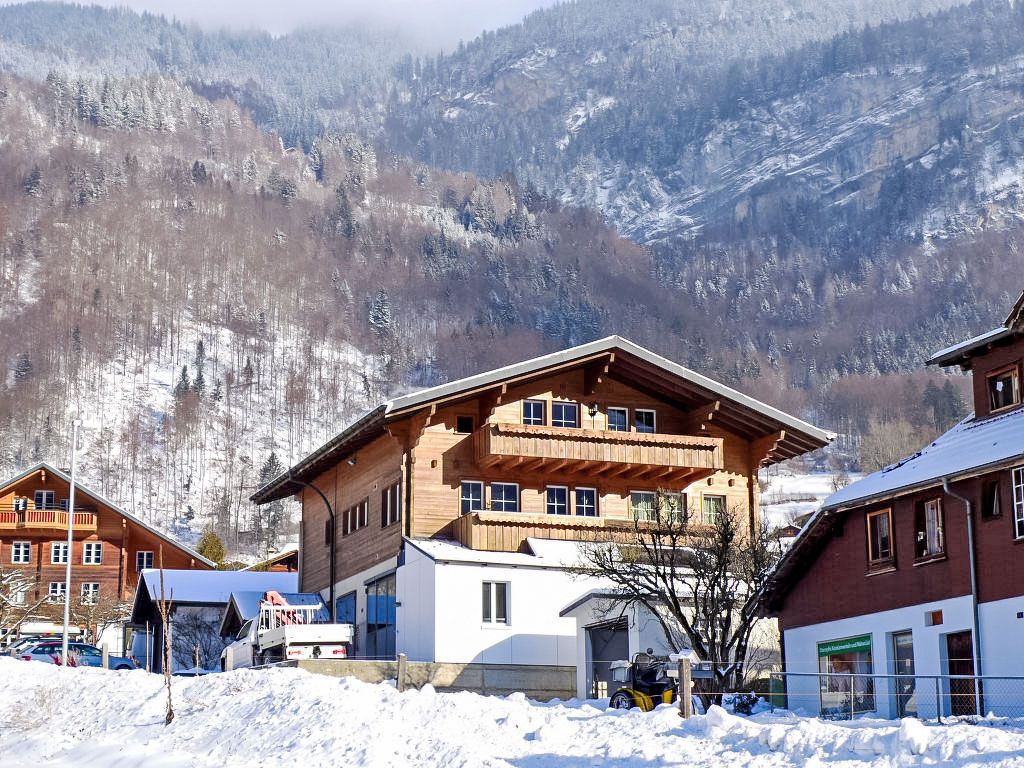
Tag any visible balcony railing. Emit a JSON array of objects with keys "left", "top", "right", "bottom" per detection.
[
  {"left": 448, "top": 510, "right": 642, "bottom": 553},
  {"left": 0, "top": 508, "right": 98, "bottom": 531},
  {"left": 474, "top": 422, "right": 723, "bottom": 483}
]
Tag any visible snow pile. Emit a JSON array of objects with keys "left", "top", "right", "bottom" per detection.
[{"left": 4, "top": 659, "right": 1024, "bottom": 767}]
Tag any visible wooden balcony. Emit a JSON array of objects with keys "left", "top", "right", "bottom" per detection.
[
  {"left": 0, "top": 508, "right": 98, "bottom": 531},
  {"left": 474, "top": 422, "right": 723, "bottom": 483},
  {"left": 448, "top": 510, "right": 642, "bottom": 553}
]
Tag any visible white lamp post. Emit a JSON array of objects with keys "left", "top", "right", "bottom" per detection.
[{"left": 60, "top": 419, "right": 82, "bottom": 667}]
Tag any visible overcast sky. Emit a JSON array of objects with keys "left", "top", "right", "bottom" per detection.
[{"left": 83, "top": 0, "right": 559, "bottom": 47}]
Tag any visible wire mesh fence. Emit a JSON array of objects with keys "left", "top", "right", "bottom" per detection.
[{"left": 769, "top": 671, "right": 1024, "bottom": 721}]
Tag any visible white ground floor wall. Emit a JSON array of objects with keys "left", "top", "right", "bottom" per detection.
[{"left": 783, "top": 594, "right": 1024, "bottom": 718}]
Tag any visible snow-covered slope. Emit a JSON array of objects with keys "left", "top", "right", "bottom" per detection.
[{"left": 3, "top": 659, "right": 1024, "bottom": 767}]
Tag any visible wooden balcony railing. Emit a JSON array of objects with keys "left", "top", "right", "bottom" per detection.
[
  {"left": 0, "top": 508, "right": 98, "bottom": 531},
  {"left": 474, "top": 422, "right": 723, "bottom": 483},
  {"left": 448, "top": 510, "right": 642, "bottom": 553}
]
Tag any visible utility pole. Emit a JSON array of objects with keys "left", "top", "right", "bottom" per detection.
[{"left": 61, "top": 419, "right": 82, "bottom": 667}]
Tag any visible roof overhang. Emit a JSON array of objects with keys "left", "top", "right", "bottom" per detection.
[{"left": 252, "top": 336, "right": 833, "bottom": 504}]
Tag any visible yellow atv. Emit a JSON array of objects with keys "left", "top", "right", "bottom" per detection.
[{"left": 608, "top": 652, "right": 677, "bottom": 711}]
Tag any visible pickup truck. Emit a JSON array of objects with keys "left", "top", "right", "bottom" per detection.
[{"left": 220, "top": 592, "right": 353, "bottom": 670}]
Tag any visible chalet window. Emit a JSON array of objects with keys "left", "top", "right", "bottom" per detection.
[
  {"left": 490, "top": 483, "right": 519, "bottom": 513},
  {"left": 343, "top": 499, "right": 368, "bottom": 536},
  {"left": 456, "top": 416, "right": 474, "bottom": 434},
  {"left": 702, "top": 495, "right": 725, "bottom": 525},
  {"left": 982, "top": 480, "right": 1002, "bottom": 519},
  {"left": 664, "top": 492, "right": 686, "bottom": 522},
  {"left": 630, "top": 491, "right": 656, "bottom": 521},
  {"left": 546, "top": 486, "right": 569, "bottom": 515},
  {"left": 1014, "top": 467, "right": 1024, "bottom": 540},
  {"left": 83, "top": 542, "right": 102, "bottom": 565},
  {"left": 522, "top": 400, "right": 545, "bottom": 426},
  {"left": 51, "top": 542, "right": 69, "bottom": 565},
  {"left": 34, "top": 490, "right": 55, "bottom": 510},
  {"left": 136, "top": 551, "right": 154, "bottom": 571},
  {"left": 460, "top": 481, "right": 484, "bottom": 515},
  {"left": 48, "top": 582, "right": 66, "bottom": 602},
  {"left": 988, "top": 365, "right": 1021, "bottom": 412},
  {"left": 10, "top": 588, "right": 27, "bottom": 605},
  {"left": 12, "top": 541, "right": 31, "bottom": 564},
  {"left": 381, "top": 482, "right": 401, "bottom": 527},
  {"left": 482, "top": 581, "right": 509, "bottom": 624},
  {"left": 914, "top": 499, "right": 944, "bottom": 559},
  {"left": 635, "top": 409, "right": 656, "bottom": 434},
  {"left": 551, "top": 402, "right": 579, "bottom": 428},
  {"left": 12, "top": 497, "right": 27, "bottom": 512},
  {"left": 575, "top": 487, "right": 598, "bottom": 517},
  {"left": 866, "top": 509, "right": 894, "bottom": 566},
  {"left": 81, "top": 583, "right": 100, "bottom": 604},
  {"left": 607, "top": 407, "right": 628, "bottom": 432}
]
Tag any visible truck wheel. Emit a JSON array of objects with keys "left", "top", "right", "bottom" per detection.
[{"left": 610, "top": 690, "right": 635, "bottom": 710}]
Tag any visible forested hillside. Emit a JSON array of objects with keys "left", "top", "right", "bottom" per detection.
[{"left": 3, "top": 1, "right": 1023, "bottom": 557}]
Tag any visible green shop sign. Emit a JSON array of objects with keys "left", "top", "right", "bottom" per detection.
[{"left": 818, "top": 635, "right": 872, "bottom": 657}]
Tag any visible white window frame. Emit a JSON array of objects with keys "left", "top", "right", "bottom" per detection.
[
  {"left": 490, "top": 483, "right": 520, "bottom": 513},
  {"left": 482, "top": 581, "right": 509, "bottom": 625},
  {"left": 83, "top": 542, "right": 103, "bottom": 565},
  {"left": 988, "top": 365, "right": 1021, "bottom": 413},
  {"left": 546, "top": 486, "right": 569, "bottom": 515},
  {"left": 522, "top": 400, "right": 545, "bottom": 426},
  {"left": 136, "top": 550, "right": 154, "bottom": 572},
  {"left": 381, "top": 481, "right": 401, "bottom": 527},
  {"left": 606, "top": 407, "right": 628, "bottom": 432},
  {"left": 630, "top": 490, "right": 656, "bottom": 521},
  {"left": 702, "top": 494, "right": 726, "bottom": 526},
  {"left": 575, "top": 487, "right": 598, "bottom": 517},
  {"left": 11, "top": 541, "right": 31, "bottom": 564},
  {"left": 11, "top": 587, "right": 27, "bottom": 605},
  {"left": 81, "top": 583, "right": 100, "bottom": 604},
  {"left": 460, "top": 481, "right": 484, "bottom": 516},
  {"left": 551, "top": 401, "right": 579, "bottom": 428},
  {"left": 635, "top": 409, "right": 657, "bottom": 434},
  {"left": 867, "top": 508, "right": 894, "bottom": 563},
  {"left": 34, "top": 490, "right": 55, "bottom": 510},
  {"left": 48, "top": 582, "right": 66, "bottom": 602},
  {"left": 1014, "top": 467, "right": 1024, "bottom": 540},
  {"left": 12, "top": 497, "right": 27, "bottom": 512},
  {"left": 51, "top": 542, "right": 69, "bottom": 565}
]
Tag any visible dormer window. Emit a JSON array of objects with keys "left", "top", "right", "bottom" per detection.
[{"left": 988, "top": 365, "right": 1020, "bottom": 412}]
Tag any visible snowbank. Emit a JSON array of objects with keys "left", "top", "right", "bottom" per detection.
[{"left": 2, "top": 658, "right": 1024, "bottom": 767}]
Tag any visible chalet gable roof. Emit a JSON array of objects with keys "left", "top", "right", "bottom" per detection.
[
  {"left": 252, "top": 336, "right": 833, "bottom": 504},
  {"left": 0, "top": 462, "right": 215, "bottom": 568}
]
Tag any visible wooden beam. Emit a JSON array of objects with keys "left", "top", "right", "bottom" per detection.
[
  {"left": 584, "top": 352, "right": 615, "bottom": 395},
  {"left": 751, "top": 430, "right": 787, "bottom": 468},
  {"left": 682, "top": 400, "right": 720, "bottom": 433}
]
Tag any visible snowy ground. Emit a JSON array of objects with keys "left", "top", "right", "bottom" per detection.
[
  {"left": 3, "top": 659, "right": 1024, "bottom": 767},
  {"left": 759, "top": 467, "right": 861, "bottom": 529}
]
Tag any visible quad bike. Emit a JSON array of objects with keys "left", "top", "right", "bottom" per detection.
[{"left": 608, "top": 652, "right": 677, "bottom": 711}]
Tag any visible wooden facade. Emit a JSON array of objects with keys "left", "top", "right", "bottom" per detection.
[
  {"left": 0, "top": 463, "right": 212, "bottom": 606},
  {"left": 253, "top": 337, "right": 831, "bottom": 596}
]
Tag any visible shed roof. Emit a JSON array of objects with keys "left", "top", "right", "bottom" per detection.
[
  {"left": 130, "top": 570, "right": 298, "bottom": 624},
  {"left": 253, "top": 336, "right": 833, "bottom": 503}
]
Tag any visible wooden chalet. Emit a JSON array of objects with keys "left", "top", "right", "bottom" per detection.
[{"left": 0, "top": 462, "right": 213, "bottom": 608}]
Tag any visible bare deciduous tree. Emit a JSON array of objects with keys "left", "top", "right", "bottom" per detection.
[
  {"left": 576, "top": 493, "right": 781, "bottom": 694},
  {"left": 156, "top": 549, "right": 174, "bottom": 725}
]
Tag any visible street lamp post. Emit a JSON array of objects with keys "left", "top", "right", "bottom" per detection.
[{"left": 60, "top": 419, "right": 81, "bottom": 667}]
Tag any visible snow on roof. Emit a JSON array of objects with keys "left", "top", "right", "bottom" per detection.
[
  {"left": 822, "top": 407, "right": 1024, "bottom": 511},
  {"left": 926, "top": 325, "right": 1013, "bottom": 366},
  {"left": 138, "top": 570, "right": 298, "bottom": 604},
  {"left": 405, "top": 536, "right": 588, "bottom": 568}
]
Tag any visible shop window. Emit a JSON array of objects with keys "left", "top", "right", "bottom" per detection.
[{"left": 817, "top": 635, "right": 875, "bottom": 717}]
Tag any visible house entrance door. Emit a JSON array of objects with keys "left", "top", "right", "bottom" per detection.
[
  {"left": 587, "top": 620, "right": 628, "bottom": 698},
  {"left": 945, "top": 630, "right": 977, "bottom": 716},
  {"left": 892, "top": 631, "right": 916, "bottom": 717}
]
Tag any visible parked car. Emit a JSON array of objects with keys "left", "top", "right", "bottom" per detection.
[{"left": 14, "top": 641, "right": 137, "bottom": 670}]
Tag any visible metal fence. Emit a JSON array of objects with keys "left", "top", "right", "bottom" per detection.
[{"left": 769, "top": 671, "right": 1024, "bottom": 721}]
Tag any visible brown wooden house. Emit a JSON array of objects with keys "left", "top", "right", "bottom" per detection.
[
  {"left": 253, "top": 336, "right": 830, "bottom": 686},
  {"left": 758, "top": 290, "right": 1024, "bottom": 719},
  {"left": 0, "top": 462, "right": 214, "bottom": 609}
]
